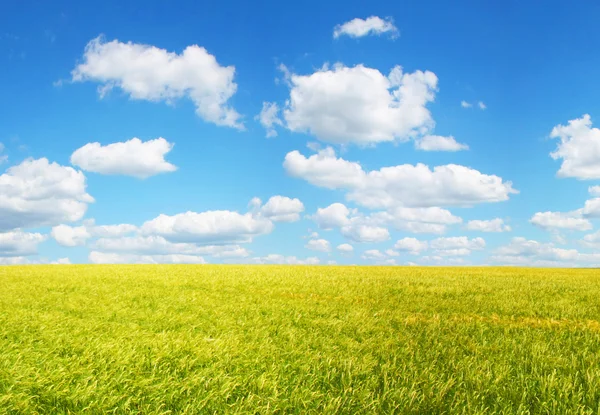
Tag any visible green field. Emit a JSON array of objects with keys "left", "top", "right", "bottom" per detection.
[{"left": 1, "top": 265, "right": 600, "bottom": 414}]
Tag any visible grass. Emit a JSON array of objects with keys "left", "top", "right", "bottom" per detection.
[{"left": 1, "top": 265, "right": 600, "bottom": 414}]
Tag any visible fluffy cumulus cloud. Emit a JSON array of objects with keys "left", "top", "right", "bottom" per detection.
[
  {"left": 0, "top": 231, "right": 46, "bottom": 257},
  {"left": 337, "top": 243, "right": 354, "bottom": 254},
  {"left": 361, "top": 249, "right": 386, "bottom": 260},
  {"left": 70, "top": 137, "right": 177, "bottom": 178},
  {"left": 280, "top": 64, "right": 438, "bottom": 145},
  {"left": 373, "top": 207, "right": 462, "bottom": 234},
  {"left": 529, "top": 211, "right": 591, "bottom": 231},
  {"left": 140, "top": 210, "right": 274, "bottom": 244},
  {"left": 0, "top": 158, "right": 94, "bottom": 232},
  {"left": 256, "top": 102, "right": 283, "bottom": 138},
  {"left": 394, "top": 237, "right": 428, "bottom": 255},
  {"left": 550, "top": 114, "right": 600, "bottom": 179},
  {"left": 284, "top": 147, "right": 516, "bottom": 209},
  {"left": 466, "top": 218, "right": 511, "bottom": 232},
  {"left": 71, "top": 36, "right": 242, "bottom": 128},
  {"left": 258, "top": 196, "right": 304, "bottom": 222},
  {"left": 51, "top": 224, "right": 91, "bottom": 247},
  {"left": 341, "top": 221, "right": 390, "bottom": 243},
  {"left": 414, "top": 135, "right": 468, "bottom": 152},
  {"left": 430, "top": 236, "right": 485, "bottom": 256},
  {"left": 461, "top": 101, "right": 472, "bottom": 108},
  {"left": 51, "top": 221, "right": 137, "bottom": 247},
  {"left": 305, "top": 238, "right": 331, "bottom": 252},
  {"left": 333, "top": 16, "right": 399, "bottom": 39},
  {"left": 92, "top": 235, "right": 249, "bottom": 258},
  {"left": 312, "top": 203, "right": 352, "bottom": 229},
  {"left": 492, "top": 237, "right": 600, "bottom": 267}
]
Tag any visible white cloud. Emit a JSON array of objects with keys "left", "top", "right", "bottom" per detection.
[
  {"left": 491, "top": 237, "right": 600, "bottom": 267},
  {"left": 71, "top": 36, "right": 242, "bottom": 128},
  {"left": 333, "top": 16, "right": 399, "bottom": 39},
  {"left": 341, "top": 222, "right": 390, "bottom": 243},
  {"left": 51, "top": 224, "right": 91, "bottom": 247},
  {"left": 478, "top": 101, "right": 486, "bottom": 110},
  {"left": 70, "top": 137, "right": 176, "bottom": 178},
  {"left": 90, "top": 223, "right": 138, "bottom": 237},
  {"left": 0, "top": 158, "right": 94, "bottom": 232},
  {"left": 376, "top": 207, "right": 462, "bottom": 234},
  {"left": 256, "top": 102, "right": 283, "bottom": 138},
  {"left": 414, "top": 135, "right": 468, "bottom": 152},
  {"left": 337, "top": 243, "right": 354, "bottom": 254},
  {"left": 385, "top": 249, "right": 400, "bottom": 257},
  {"left": 312, "top": 203, "right": 352, "bottom": 229},
  {"left": 254, "top": 254, "right": 320, "bottom": 265},
  {"left": 550, "top": 114, "right": 600, "bottom": 179},
  {"left": 284, "top": 147, "right": 516, "bottom": 209},
  {"left": 530, "top": 211, "right": 591, "bottom": 231},
  {"left": 466, "top": 218, "right": 511, "bottom": 232},
  {"left": 305, "top": 238, "right": 331, "bottom": 252},
  {"left": 362, "top": 249, "right": 386, "bottom": 260},
  {"left": 582, "top": 198, "right": 600, "bottom": 218},
  {"left": 0, "top": 231, "right": 46, "bottom": 257},
  {"left": 140, "top": 210, "right": 274, "bottom": 244},
  {"left": 461, "top": 101, "right": 472, "bottom": 108},
  {"left": 393, "top": 237, "right": 428, "bottom": 255},
  {"left": 259, "top": 196, "right": 304, "bottom": 222},
  {"left": 93, "top": 235, "right": 249, "bottom": 258},
  {"left": 282, "top": 64, "right": 437, "bottom": 145},
  {"left": 51, "top": 257, "right": 72, "bottom": 265},
  {"left": 430, "top": 236, "right": 485, "bottom": 256},
  {"left": 589, "top": 186, "right": 600, "bottom": 197},
  {"left": 89, "top": 251, "right": 207, "bottom": 264}
]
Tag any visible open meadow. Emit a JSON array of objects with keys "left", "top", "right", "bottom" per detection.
[{"left": 1, "top": 265, "right": 600, "bottom": 414}]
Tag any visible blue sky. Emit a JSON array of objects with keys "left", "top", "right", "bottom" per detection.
[{"left": 2, "top": 0, "right": 600, "bottom": 266}]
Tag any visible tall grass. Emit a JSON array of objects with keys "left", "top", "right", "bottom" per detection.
[{"left": 1, "top": 265, "right": 600, "bottom": 414}]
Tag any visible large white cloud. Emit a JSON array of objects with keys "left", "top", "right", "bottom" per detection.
[
  {"left": 529, "top": 211, "right": 591, "bottom": 231},
  {"left": 51, "top": 221, "right": 138, "bottom": 247},
  {"left": 140, "top": 210, "right": 274, "bottom": 244},
  {"left": 550, "top": 114, "right": 600, "bottom": 179},
  {"left": 0, "top": 158, "right": 94, "bottom": 232},
  {"left": 71, "top": 36, "right": 242, "bottom": 128},
  {"left": 51, "top": 224, "right": 91, "bottom": 247},
  {"left": 281, "top": 64, "right": 437, "bottom": 145},
  {"left": 71, "top": 137, "right": 176, "bottom": 178},
  {"left": 341, "top": 222, "right": 390, "bottom": 243},
  {"left": 393, "top": 237, "right": 428, "bottom": 255},
  {"left": 466, "top": 218, "right": 511, "bottom": 232},
  {"left": 333, "top": 16, "right": 399, "bottom": 39},
  {"left": 284, "top": 147, "right": 516, "bottom": 208},
  {"left": 430, "top": 236, "right": 485, "bottom": 256},
  {"left": 0, "top": 231, "right": 46, "bottom": 257},
  {"left": 373, "top": 207, "right": 462, "bottom": 234},
  {"left": 312, "top": 203, "right": 352, "bottom": 229},
  {"left": 259, "top": 196, "right": 304, "bottom": 223}
]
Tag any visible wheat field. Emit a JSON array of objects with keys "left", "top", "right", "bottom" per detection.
[{"left": 1, "top": 265, "right": 600, "bottom": 414}]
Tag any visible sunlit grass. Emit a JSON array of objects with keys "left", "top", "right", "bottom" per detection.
[{"left": 1, "top": 265, "right": 600, "bottom": 413}]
